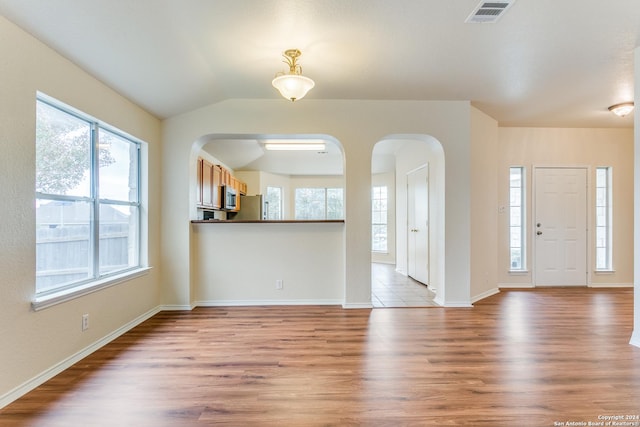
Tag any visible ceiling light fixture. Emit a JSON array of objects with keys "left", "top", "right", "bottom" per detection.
[
  {"left": 608, "top": 102, "right": 634, "bottom": 117},
  {"left": 271, "top": 49, "right": 315, "bottom": 102}
]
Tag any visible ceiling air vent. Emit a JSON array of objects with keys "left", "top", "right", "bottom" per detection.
[{"left": 465, "top": 0, "right": 516, "bottom": 24}]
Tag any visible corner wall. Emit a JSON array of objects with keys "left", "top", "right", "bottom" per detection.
[
  {"left": 0, "top": 16, "right": 162, "bottom": 405},
  {"left": 632, "top": 46, "right": 640, "bottom": 348},
  {"left": 470, "top": 108, "right": 499, "bottom": 302}
]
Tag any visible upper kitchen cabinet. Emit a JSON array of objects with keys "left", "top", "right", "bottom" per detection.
[
  {"left": 197, "top": 158, "right": 221, "bottom": 210},
  {"left": 197, "top": 157, "right": 245, "bottom": 211}
]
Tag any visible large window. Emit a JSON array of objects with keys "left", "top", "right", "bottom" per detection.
[
  {"left": 35, "top": 97, "right": 141, "bottom": 297},
  {"left": 372, "top": 186, "right": 388, "bottom": 252},
  {"left": 509, "top": 167, "right": 525, "bottom": 270},
  {"left": 265, "top": 186, "right": 283, "bottom": 220},
  {"left": 595, "top": 167, "right": 612, "bottom": 270},
  {"left": 294, "top": 188, "right": 344, "bottom": 220}
]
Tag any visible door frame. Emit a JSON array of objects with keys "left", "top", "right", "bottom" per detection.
[{"left": 531, "top": 165, "right": 591, "bottom": 287}]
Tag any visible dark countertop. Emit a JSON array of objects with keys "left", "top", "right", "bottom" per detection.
[{"left": 191, "top": 219, "right": 345, "bottom": 224}]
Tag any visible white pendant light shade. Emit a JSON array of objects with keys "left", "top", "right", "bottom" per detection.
[
  {"left": 272, "top": 74, "right": 315, "bottom": 102},
  {"left": 272, "top": 49, "right": 315, "bottom": 102}
]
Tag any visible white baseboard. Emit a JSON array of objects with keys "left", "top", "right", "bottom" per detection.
[
  {"left": 499, "top": 283, "right": 632, "bottom": 289},
  {"left": 589, "top": 283, "right": 634, "bottom": 288},
  {"left": 499, "top": 283, "right": 535, "bottom": 289},
  {"left": 443, "top": 301, "right": 474, "bottom": 308},
  {"left": 194, "top": 299, "right": 343, "bottom": 307},
  {"left": 371, "top": 259, "right": 395, "bottom": 265},
  {"left": 0, "top": 306, "right": 161, "bottom": 410},
  {"left": 160, "top": 304, "right": 195, "bottom": 311},
  {"left": 342, "top": 302, "right": 373, "bottom": 309},
  {"left": 471, "top": 288, "right": 500, "bottom": 304},
  {"left": 630, "top": 330, "right": 640, "bottom": 348},
  {"left": 432, "top": 296, "right": 472, "bottom": 307}
]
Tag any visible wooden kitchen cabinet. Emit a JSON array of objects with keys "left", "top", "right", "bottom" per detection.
[
  {"left": 225, "top": 169, "right": 232, "bottom": 186},
  {"left": 201, "top": 159, "right": 214, "bottom": 208},
  {"left": 212, "top": 165, "right": 222, "bottom": 209},
  {"left": 197, "top": 157, "right": 246, "bottom": 211},
  {"left": 196, "top": 158, "right": 204, "bottom": 206}
]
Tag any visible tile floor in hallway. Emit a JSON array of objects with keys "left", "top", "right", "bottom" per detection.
[{"left": 371, "top": 262, "right": 438, "bottom": 307}]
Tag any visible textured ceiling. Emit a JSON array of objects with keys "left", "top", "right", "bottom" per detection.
[{"left": 1, "top": 0, "right": 638, "bottom": 128}]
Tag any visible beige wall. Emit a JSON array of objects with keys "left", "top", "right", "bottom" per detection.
[
  {"left": 471, "top": 108, "right": 499, "bottom": 301},
  {"left": 0, "top": 16, "right": 162, "bottom": 405},
  {"left": 163, "top": 100, "right": 473, "bottom": 309},
  {"left": 497, "top": 127, "right": 634, "bottom": 288},
  {"left": 192, "top": 222, "right": 345, "bottom": 304}
]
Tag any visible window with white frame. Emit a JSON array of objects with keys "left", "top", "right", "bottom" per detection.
[
  {"left": 371, "top": 186, "right": 388, "bottom": 252},
  {"left": 265, "top": 186, "right": 283, "bottom": 220},
  {"left": 35, "top": 97, "right": 142, "bottom": 297},
  {"left": 294, "top": 188, "right": 344, "bottom": 220},
  {"left": 509, "top": 167, "right": 525, "bottom": 270},
  {"left": 595, "top": 167, "right": 612, "bottom": 270}
]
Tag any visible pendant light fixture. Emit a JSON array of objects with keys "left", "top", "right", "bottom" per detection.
[
  {"left": 272, "top": 49, "right": 315, "bottom": 102},
  {"left": 608, "top": 102, "right": 634, "bottom": 117}
]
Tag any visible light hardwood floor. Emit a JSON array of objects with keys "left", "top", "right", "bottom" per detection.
[{"left": 1, "top": 288, "right": 639, "bottom": 426}]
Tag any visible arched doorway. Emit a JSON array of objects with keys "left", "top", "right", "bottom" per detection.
[{"left": 371, "top": 135, "right": 445, "bottom": 307}]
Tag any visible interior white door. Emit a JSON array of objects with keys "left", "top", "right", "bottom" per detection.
[
  {"left": 534, "top": 168, "right": 587, "bottom": 286},
  {"left": 407, "top": 165, "right": 429, "bottom": 285}
]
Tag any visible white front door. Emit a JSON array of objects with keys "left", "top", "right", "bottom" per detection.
[
  {"left": 534, "top": 167, "right": 587, "bottom": 286},
  {"left": 407, "top": 165, "right": 429, "bottom": 285}
]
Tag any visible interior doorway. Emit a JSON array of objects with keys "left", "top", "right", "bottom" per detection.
[
  {"left": 534, "top": 167, "right": 588, "bottom": 286},
  {"left": 370, "top": 136, "right": 444, "bottom": 307}
]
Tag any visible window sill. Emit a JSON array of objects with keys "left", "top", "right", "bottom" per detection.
[
  {"left": 508, "top": 270, "right": 529, "bottom": 275},
  {"left": 32, "top": 267, "right": 152, "bottom": 311},
  {"left": 594, "top": 269, "right": 616, "bottom": 275}
]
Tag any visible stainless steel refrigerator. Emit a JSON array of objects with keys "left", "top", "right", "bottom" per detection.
[{"left": 233, "top": 195, "right": 267, "bottom": 220}]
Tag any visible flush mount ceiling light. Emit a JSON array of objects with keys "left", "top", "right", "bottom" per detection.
[
  {"left": 265, "top": 143, "right": 325, "bottom": 151},
  {"left": 608, "top": 102, "right": 634, "bottom": 117},
  {"left": 271, "top": 49, "right": 315, "bottom": 102},
  {"left": 263, "top": 139, "right": 325, "bottom": 151}
]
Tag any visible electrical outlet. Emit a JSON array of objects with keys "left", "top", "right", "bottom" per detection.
[
  {"left": 276, "top": 279, "right": 283, "bottom": 290},
  {"left": 82, "top": 314, "right": 89, "bottom": 331}
]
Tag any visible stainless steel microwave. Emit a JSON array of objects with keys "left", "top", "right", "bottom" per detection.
[{"left": 222, "top": 185, "right": 237, "bottom": 210}]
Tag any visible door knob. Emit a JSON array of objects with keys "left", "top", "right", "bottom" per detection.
[{"left": 537, "top": 231, "right": 542, "bottom": 235}]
